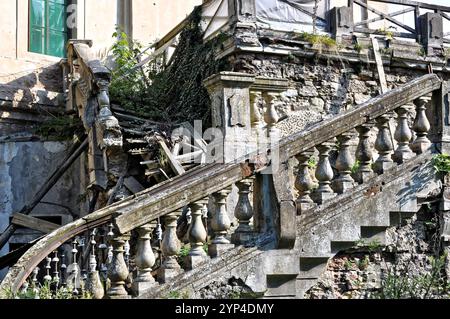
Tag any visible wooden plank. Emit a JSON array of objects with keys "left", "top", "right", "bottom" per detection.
[
  {"left": 123, "top": 176, "right": 145, "bottom": 194},
  {"left": 354, "top": 7, "right": 415, "bottom": 27},
  {"left": 371, "top": 37, "right": 389, "bottom": 94},
  {"left": 158, "top": 139, "right": 186, "bottom": 176},
  {"left": 353, "top": 27, "right": 415, "bottom": 39},
  {"left": 354, "top": 0, "right": 416, "bottom": 34},
  {"left": 369, "top": 0, "right": 450, "bottom": 13},
  {"left": 180, "top": 122, "right": 208, "bottom": 151},
  {"left": 11, "top": 213, "right": 60, "bottom": 234}
]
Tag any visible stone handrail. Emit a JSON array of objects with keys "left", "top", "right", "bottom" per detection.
[
  {"left": 0, "top": 73, "right": 444, "bottom": 299},
  {"left": 66, "top": 40, "right": 123, "bottom": 190}
]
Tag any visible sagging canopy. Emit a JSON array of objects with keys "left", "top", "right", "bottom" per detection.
[{"left": 256, "top": 0, "right": 328, "bottom": 32}]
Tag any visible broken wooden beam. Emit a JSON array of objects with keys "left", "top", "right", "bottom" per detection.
[
  {"left": 11, "top": 213, "right": 60, "bottom": 234},
  {"left": 158, "top": 139, "right": 185, "bottom": 176}
]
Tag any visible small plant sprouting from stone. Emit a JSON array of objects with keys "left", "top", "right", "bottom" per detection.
[
  {"left": 354, "top": 43, "right": 363, "bottom": 53},
  {"left": 355, "top": 239, "right": 382, "bottom": 253},
  {"left": 376, "top": 28, "right": 394, "bottom": 41},
  {"left": 432, "top": 154, "right": 450, "bottom": 173},
  {"left": 351, "top": 160, "right": 361, "bottom": 174},
  {"left": 167, "top": 290, "right": 190, "bottom": 299},
  {"left": 307, "top": 157, "right": 317, "bottom": 169},
  {"left": 294, "top": 32, "right": 337, "bottom": 49},
  {"left": 418, "top": 47, "right": 427, "bottom": 57},
  {"left": 372, "top": 254, "right": 450, "bottom": 299},
  {"left": 2, "top": 282, "right": 93, "bottom": 299}
]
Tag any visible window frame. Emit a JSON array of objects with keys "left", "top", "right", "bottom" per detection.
[{"left": 28, "top": 0, "right": 69, "bottom": 58}]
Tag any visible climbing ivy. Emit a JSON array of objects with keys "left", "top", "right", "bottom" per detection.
[{"left": 109, "top": 7, "right": 229, "bottom": 128}]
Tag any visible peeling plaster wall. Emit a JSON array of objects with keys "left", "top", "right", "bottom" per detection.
[{"left": 0, "top": 141, "right": 84, "bottom": 280}]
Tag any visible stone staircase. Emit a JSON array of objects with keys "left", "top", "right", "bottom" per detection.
[
  {"left": 136, "top": 151, "right": 439, "bottom": 299},
  {"left": 0, "top": 54, "right": 448, "bottom": 300}
]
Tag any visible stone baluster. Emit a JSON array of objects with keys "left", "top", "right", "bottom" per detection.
[
  {"left": 411, "top": 97, "right": 432, "bottom": 154},
  {"left": 232, "top": 179, "right": 254, "bottom": 245},
  {"left": 132, "top": 223, "right": 156, "bottom": 295},
  {"left": 250, "top": 91, "right": 263, "bottom": 129},
  {"left": 355, "top": 123, "right": 374, "bottom": 183},
  {"left": 43, "top": 257, "right": 52, "bottom": 283},
  {"left": 52, "top": 250, "right": 60, "bottom": 286},
  {"left": 98, "top": 227, "right": 108, "bottom": 283},
  {"left": 71, "top": 239, "right": 79, "bottom": 295},
  {"left": 106, "top": 223, "right": 114, "bottom": 264},
  {"left": 312, "top": 143, "right": 336, "bottom": 204},
  {"left": 250, "top": 91, "right": 263, "bottom": 150},
  {"left": 87, "top": 230, "right": 104, "bottom": 299},
  {"left": 209, "top": 188, "right": 234, "bottom": 257},
  {"left": 295, "top": 150, "right": 317, "bottom": 213},
  {"left": 60, "top": 252, "right": 67, "bottom": 286},
  {"left": 155, "top": 220, "right": 163, "bottom": 242},
  {"left": 374, "top": 114, "right": 394, "bottom": 174},
  {"left": 158, "top": 211, "right": 182, "bottom": 283},
  {"left": 107, "top": 231, "right": 130, "bottom": 299},
  {"left": 335, "top": 133, "right": 355, "bottom": 194},
  {"left": 185, "top": 198, "right": 209, "bottom": 270},
  {"left": 393, "top": 105, "right": 414, "bottom": 163},
  {"left": 124, "top": 240, "right": 130, "bottom": 270},
  {"left": 263, "top": 92, "right": 280, "bottom": 138},
  {"left": 32, "top": 267, "right": 40, "bottom": 298}
]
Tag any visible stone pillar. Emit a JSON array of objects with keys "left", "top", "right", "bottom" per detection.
[
  {"left": 393, "top": 105, "right": 414, "bottom": 164},
  {"left": 355, "top": 123, "right": 374, "bottom": 183},
  {"left": 411, "top": 97, "right": 432, "bottom": 154},
  {"left": 107, "top": 233, "right": 130, "bottom": 299},
  {"left": 374, "top": 114, "right": 394, "bottom": 174},
  {"left": 330, "top": 6, "right": 353, "bottom": 41},
  {"left": 132, "top": 224, "right": 156, "bottom": 296},
  {"left": 419, "top": 12, "right": 443, "bottom": 56},
  {"left": 295, "top": 150, "right": 317, "bottom": 213},
  {"left": 185, "top": 199, "right": 209, "bottom": 270},
  {"left": 232, "top": 179, "right": 255, "bottom": 245},
  {"left": 209, "top": 188, "right": 234, "bottom": 257},
  {"left": 158, "top": 211, "right": 182, "bottom": 283},
  {"left": 311, "top": 143, "right": 336, "bottom": 204},
  {"left": 334, "top": 133, "right": 355, "bottom": 194},
  {"left": 204, "top": 72, "right": 256, "bottom": 163}
]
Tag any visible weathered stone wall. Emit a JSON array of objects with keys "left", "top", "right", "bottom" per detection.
[
  {"left": 229, "top": 52, "right": 432, "bottom": 137},
  {"left": 0, "top": 141, "right": 85, "bottom": 280},
  {"left": 306, "top": 207, "right": 445, "bottom": 299}
]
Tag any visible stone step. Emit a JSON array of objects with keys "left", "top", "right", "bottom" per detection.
[
  {"left": 264, "top": 274, "right": 298, "bottom": 298},
  {"left": 360, "top": 225, "right": 389, "bottom": 245},
  {"left": 298, "top": 256, "right": 330, "bottom": 279},
  {"left": 389, "top": 211, "right": 416, "bottom": 226}
]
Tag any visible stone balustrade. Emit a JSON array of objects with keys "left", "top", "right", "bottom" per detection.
[{"left": 2, "top": 72, "right": 444, "bottom": 300}]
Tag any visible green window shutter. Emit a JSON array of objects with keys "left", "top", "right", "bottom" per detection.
[
  {"left": 29, "top": 0, "right": 45, "bottom": 54},
  {"left": 29, "top": 0, "right": 68, "bottom": 58}
]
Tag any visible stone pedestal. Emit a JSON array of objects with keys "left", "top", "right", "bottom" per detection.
[
  {"left": 184, "top": 255, "right": 208, "bottom": 270},
  {"left": 330, "top": 6, "right": 353, "bottom": 41},
  {"left": 157, "top": 267, "right": 183, "bottom": 284},
  {"left": 131, "top": 280, "right": 156, "bottom": 296},
  {"left": 208, "top": 243, "right": 235, "bottom": 258},
  {"left": 419, "top": 12, "right": 443, "bottom": 56}
]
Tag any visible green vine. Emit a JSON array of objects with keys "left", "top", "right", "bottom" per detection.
[{"left": 109, "top": 6, "right": 229, "bottom": 129}]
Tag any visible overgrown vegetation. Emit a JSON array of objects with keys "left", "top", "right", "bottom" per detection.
[
  {"left": 294, "top": 32, "right": 337, "bottom": 49},
  {"left": 372, "top": 254, "right": 450, "bottom": 299},
  {"left": 2, "top": 282, "right": 93, "bottom": 299},
  {"left": 35, "top": 115, "right": 83, "bottom": 140},
  {"left": 109, "top": 6, "right": 228, "bottom": 128},
  {"left": 432, "top": 153, "right": 450, "bottom": 173}
]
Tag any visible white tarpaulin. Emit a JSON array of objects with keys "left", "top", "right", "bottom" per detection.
[{"left": 256, "top": 0, "right": 329, "bottom": 32}]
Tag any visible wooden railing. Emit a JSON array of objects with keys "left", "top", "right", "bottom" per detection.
[
  {"left": 0, "top": 72, "right": 445, "bottom": 299},
  {"left": 348, "top": 0, "right": 450, "bottom": 43}
]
